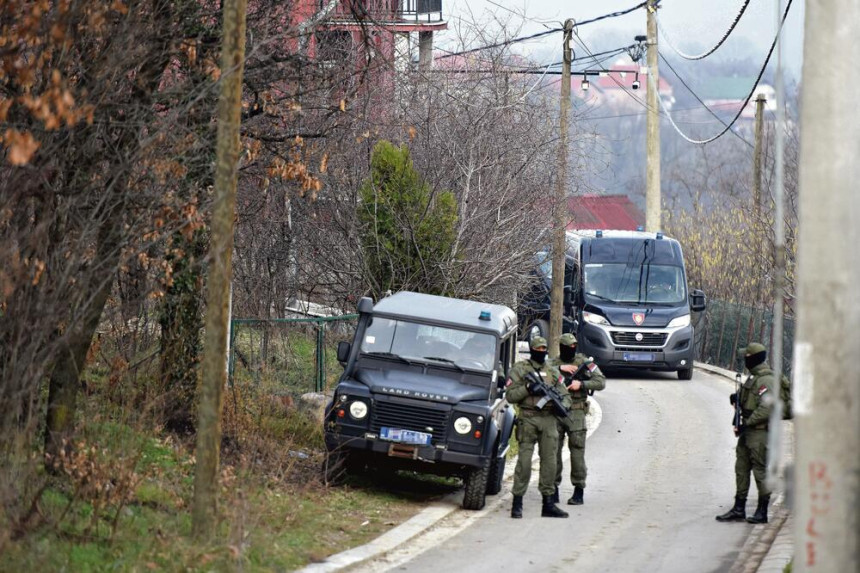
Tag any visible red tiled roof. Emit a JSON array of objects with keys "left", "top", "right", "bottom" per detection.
[{"left": 566, "top": 194, "right": 644, "bottom": 231}]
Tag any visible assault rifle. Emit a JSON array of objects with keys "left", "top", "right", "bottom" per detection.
[
  {"left": 560, "top": 359, "right": 597, "bottom": 396},
  {"left": 732, "top": 371, "right": 743, "bottom": 436},
  {"left": 525, "top": 371, "right": 570, "bottom": 419}
]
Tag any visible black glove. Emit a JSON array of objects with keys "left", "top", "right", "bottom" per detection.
[
  {"left": 526, "top": 379, "right": 545, "bottom": 395},
  {"left": 729, "top": 392, "right": 737, "bottom": 406},
  {"left": 581, "top": 370, "right": 592, "bottom": 381}
]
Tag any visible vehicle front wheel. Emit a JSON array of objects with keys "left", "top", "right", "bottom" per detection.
[
  {"left": 462, "top": 458, "right": 490, "bottom": 510},
  {"left": 321, "top": 448, "right": 350, "bottom": 486},
  {"left": 677, "top": 367, "right": 694, "bottom": 380},
  {"left": 526, "top": 319, "right": 549, "bottom": 344}
]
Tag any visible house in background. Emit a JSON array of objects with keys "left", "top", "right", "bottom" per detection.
[
  {"left": 295, "top": 0, "right": 447, "bottom": 71},
  {"left": 566, "top": 194, "right": 645, "bottom": 231},
  {"left": 698, "top": 78, "right": 775, "bottom": 121}
]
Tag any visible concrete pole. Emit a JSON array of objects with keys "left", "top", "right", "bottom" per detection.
[
  {"left": 418, "top": 31, "right": 433, "bottom": 71},
  {"left": 192, "top": 0, "right": 248, "bottom": 540},
  {"left": 645, "top": 0, "right": 660, "bottom": 232},
  {"left": 549, "top": 19, "right": 573, "bottom": 358},
  {"left": 752, "top": 94, "right": 765, "bottom": 216},
  {"left": 793, "top": 1, "right": 860, "bottom": 571}
]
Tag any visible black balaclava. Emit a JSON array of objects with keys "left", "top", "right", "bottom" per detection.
[
  {"left": 745, "top": 350, "right": 767, "bottom": 371},
  {"left": 530, "top": 349, "right": 548, "bottom": 364},
  {"left": 559, "top": 344, "right": 577, "bottom": 362}
]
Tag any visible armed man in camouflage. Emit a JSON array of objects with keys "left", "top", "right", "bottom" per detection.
[
  {"left": 505, "top": 336, "right": 570, "bottom": 519},
  {"left": 716, "top": 342, "right": 774, "bottom": 524},
  {"left": 550, "top": 333, "right": 606, "bottom": 506}
]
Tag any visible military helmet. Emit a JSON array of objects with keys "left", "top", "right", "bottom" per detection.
[
  {"left": 530, "top": 336, "right": 548, "bottom": 350},
  {"left": 738, "top": 342, "right": 767, "bottom": 356},
  {"left": 559, "top": 333, "right": 577, "bottom": 346}
]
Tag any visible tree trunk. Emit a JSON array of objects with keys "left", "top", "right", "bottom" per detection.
[
  {"left": 44, "top": 201, "right": 125, "bottom": 465},
  {"left": 159, "top": 233, "right": 206, "bottom": 434}
]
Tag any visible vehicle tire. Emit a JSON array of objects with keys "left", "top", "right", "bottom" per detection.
[
  {"left": 486, "top": 450, "right": 505, "bottom": 496},
  {"left": 462, "top": 458, "right": 490, "bottom": 510},
  {"left": 321, "top": 448, "right": 350, "bottom": 486},
  {"left": 526, "top": 319, "right": 549, "bottom": 344},
  {"left": 677, "top": 367, "right": 694, "bottom": 380}
]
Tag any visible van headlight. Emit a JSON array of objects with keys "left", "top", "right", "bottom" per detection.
[
  {"left": 349, "top": 400, "right": 368, "bottom": 420},
  {"left": 453, "top": 416, "right": 472, "bottom": 435},
  {"left": 667, "top": 314, "right": 690, "bottom": 328},
  {"left": 583, "top": 311, "right": 610, "bottom": 326}
]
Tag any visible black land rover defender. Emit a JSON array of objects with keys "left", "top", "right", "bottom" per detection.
[{"left": 323, "top": 292, "right": 518, "bottom": 510}]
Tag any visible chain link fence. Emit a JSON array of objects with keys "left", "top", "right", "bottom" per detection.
[
  {"left": 694, "top": 299, "right": 795, "bottom": 375},
  {"left": 228, "top": 315, "right": 358, "bottom": 398}
]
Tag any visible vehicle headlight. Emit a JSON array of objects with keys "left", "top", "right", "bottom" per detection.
[
  {"left": 349, "top": 400, "right": 368, "bottom": 420},
  {"left": 453, "top": 416, "right": 472, "bottom": 435},
  {"left": 583, "top": 311, "right": 610, "bottom": 326},
  {"left": 667, "top": 314, "right": 691, "bottom": 328}
]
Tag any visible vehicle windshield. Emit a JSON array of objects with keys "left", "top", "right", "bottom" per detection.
[
  {"left": 360, "top": 318, "right": 496, "bottom": 371},
  {"left": 584, "top": 263, "right": 687, "bottom": 305}
]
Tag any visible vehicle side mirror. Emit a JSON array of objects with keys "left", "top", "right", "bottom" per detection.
[
  {"left": 357, "top": 297, "right": 374, "bottom": 314},
  {"left": 690, "top": 289, "right": 707, "bottom": 312},
  {"left": 337, "top": 341, "right": 351, "bottom": 366}
]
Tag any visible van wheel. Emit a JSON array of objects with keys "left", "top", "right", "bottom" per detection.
[
  {"left": 486, "top": 444, "right": 505, "bottom": 495},
  {"left": 463, "top": 458, "right": 490, "bottom": 510},
  {"left": 677, "top": 367, "right": 694, "bottom": 380},
  {"left": 526, "top": 319, "right": 549, "bottom": 344}
]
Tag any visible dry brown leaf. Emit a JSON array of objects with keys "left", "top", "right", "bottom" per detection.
[{"left": 5, "top": 129, "right": 40, "bottom": 165}]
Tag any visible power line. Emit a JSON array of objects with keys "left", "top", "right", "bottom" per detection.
[
  {"left": 436, "top": 1, "right": 650, "bottom": 60},
  {"left": 653, "top": 0, "right": 794, "bottom": 145},
  {"left": 656, "top": 0, "right": 754, "bottom": 60},
  {"left": 659, "top": 52, "right": 754, "bottom": 148}
]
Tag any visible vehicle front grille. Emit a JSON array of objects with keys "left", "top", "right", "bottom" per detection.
[
  {"left": 611, "top": 331, "right": 668, "bottom": 347},
  {"left": 371, "top": 399, "right": 450, "bottom": 445}
]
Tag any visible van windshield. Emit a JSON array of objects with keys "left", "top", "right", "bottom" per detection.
[
  {"left": 360, "top": 318, "right": 497, "bottom": 371},
  {"left": 584, "top": 263, "right": 687, "bottom": 305}
]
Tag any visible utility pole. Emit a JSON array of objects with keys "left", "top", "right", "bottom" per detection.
[
  {"left": 793, "top": 0, "right": 860, "bottom": 571},
  {"left": 752, "top": 94, "right": 765, "bottom": 216},
  {"left": 645, "top": 0, "right": 660, "bottom": 232},
  {"left": 549, "top": 19, "right": 573, "bottom": 358},
  {"left": 192, "top": 0, "right": 248, "bottom": 540}
]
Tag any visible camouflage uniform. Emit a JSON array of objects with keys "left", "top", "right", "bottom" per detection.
[
  {"left": 506, "top": 336, "right": 570, "bottom": 518},
  {"left": 716, "top": 342, "right": 773, "bottom": 524},
  {"left": 550, "top": 333, "right": 605, "bottom": 504}
]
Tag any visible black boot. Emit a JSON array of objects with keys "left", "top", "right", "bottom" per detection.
[
  {"left": 746, "top": 495, "right": 770, "bottom": 524},
  {"left": 715, "top": 496, "right": 747, "bottom": 522},
  {"left": 511, "top": 495, "right": 523, "bottom": 519},
  {"left": 550, "top": 486, "right": 560, "bottom": 504},
  {"left": 541, "top": 495, "right": 569, "bottom": 518},
  {"left": 568, "top": 486, "right": 584, "bottom": 505}
]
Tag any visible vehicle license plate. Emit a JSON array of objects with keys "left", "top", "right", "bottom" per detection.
[
  {"left": 623, "top": 352, "right": 655, "bottom": 362},
  {"left": 380, "top": 427, "right": 432, "bottom": 445}
]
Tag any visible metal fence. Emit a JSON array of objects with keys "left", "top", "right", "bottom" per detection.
[
  {"left": 228, "top": 315, "right": 358, "bottom": 396},
  {"left": 694, "top": 299, "right": 795, "bottom": 375}
]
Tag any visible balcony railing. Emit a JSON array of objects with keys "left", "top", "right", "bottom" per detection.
[{"left": 322, "top": 0, "right": 443, "bottom": 24}]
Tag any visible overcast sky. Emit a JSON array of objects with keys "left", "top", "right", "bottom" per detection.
[{"left": 439, "top": 0, "right": 805, "bottom": 81}]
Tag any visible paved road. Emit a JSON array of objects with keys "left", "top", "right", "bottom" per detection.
[{"left": 350, "top": 369, "right": 759, "bottom": 573}]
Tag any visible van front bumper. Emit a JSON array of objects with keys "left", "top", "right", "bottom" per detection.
[{"left": 577, "top": 322, "right": 695, "bottom": 371}]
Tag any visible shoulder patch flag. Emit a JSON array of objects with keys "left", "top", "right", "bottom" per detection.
[
  {"left": 758, "top": 385, "right": 769, "bottom": 396},
  {"left": 506, "top": 378, "right": 513, "bottom": 387},
  {"left": 587, "top": 362, "right": 598, "bottom": 372}
]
